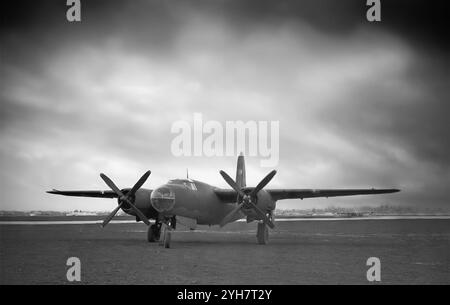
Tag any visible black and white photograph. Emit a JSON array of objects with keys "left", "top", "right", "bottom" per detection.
[{"left": 0, "top": 0, "right": 449, "bottom": 290}]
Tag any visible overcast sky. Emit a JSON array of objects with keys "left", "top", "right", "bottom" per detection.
[{"left": 1, "top": 0, "right": 449, "bottom": 211}]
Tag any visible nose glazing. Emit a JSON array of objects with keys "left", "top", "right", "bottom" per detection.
[{"left": 150, "top": 186, "right": 175, "bottom": 212}]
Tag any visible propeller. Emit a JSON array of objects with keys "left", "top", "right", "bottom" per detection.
[
  {"left": 100, "top": 171, "right": 151, "bottom": 227},
  {"left": 219, "top": 170, "right": 276, "bottom": 228}
]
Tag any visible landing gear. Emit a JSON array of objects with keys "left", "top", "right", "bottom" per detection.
[
  {"left": 257, "top": 222, "right": 269, "bottom": 244},
  {"left": 159, "top": 216, "right": 176, "bottom": 248},
  {"left": 147, "top": 223, "right": 161, "bottom": 242},
  {"left": 162, "top": 225, "right": 172, "bottom": 248}
]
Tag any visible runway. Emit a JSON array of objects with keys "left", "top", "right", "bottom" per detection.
[
  {"left": 1, "top": 218, "right": 449, "bottom": 284},
  {"left": 1, "top": 215, "right": 449, "bottom": 225}
]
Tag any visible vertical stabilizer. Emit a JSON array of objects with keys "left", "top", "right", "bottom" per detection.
[{"left": 236, "top": 152, "right": 246, "bottom": 188}]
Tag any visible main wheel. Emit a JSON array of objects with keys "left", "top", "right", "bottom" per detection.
[
  {"left": 257, "top": 222, "right": 269, "bottom": 245},
  {"left": 147, "top": 224, "right": 161, "bottom": 242}
]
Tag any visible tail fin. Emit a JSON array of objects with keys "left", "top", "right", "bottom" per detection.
[{"left": 236, "top": 152, "right": 246, "bottom": 188}]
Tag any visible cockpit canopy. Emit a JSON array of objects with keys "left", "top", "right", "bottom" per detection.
[{"left": 167, "top": 179, "right": 197, "bottom": 191}]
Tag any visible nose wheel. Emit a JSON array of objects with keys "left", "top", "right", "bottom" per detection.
[
  {"left": 158, "top": 216, "right": 176, "bottom": 248},
  {"left": 161, "top": 225, "right": 172, "bottom": 248}
]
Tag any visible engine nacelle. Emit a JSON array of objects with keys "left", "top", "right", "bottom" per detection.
[
  {"left": 255, "top": 190, "right": 276, "bottom": 213},
  {"left": 119, "top": 189, "right": 158, "bottom": 219}
]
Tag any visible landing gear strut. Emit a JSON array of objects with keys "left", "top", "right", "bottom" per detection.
[{"left": 256, "top": 222, "right": 269, "bottom": 244}]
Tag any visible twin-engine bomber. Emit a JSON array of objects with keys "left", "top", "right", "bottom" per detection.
[{"left": 48, "top": 154, "right": 399, "bottom": 248}]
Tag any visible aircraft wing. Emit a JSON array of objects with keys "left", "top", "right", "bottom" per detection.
[
  {"left": 214, "top": 188, "right": 399, "bottom": 202},
  {"left": 47, "top": 189, "right": 119, "bottom": 198},
  {"left": 266, "top": 188, "right": 400, "bottom": 201},
  {"left": 213, "top": 189, "right": 240, "bottom": 202}
]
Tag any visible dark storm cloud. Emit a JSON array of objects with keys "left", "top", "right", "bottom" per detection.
[
  {"left": 2, "top": 0, "right": 448, "bottom": 46},
  {"left": 1, "top": 0, "right": 449, "bottom": 211},
  {"left": 321, "top": 65, "right": 450, "bottom": 167}
]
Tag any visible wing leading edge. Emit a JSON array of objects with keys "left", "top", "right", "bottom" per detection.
[
  {"left": 266, "top": 188, "right": 400, "bottom": 201},
  {"left": 214, "top": 188, "right": 400, "bottom": 202}
]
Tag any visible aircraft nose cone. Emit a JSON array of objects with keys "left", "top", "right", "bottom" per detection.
[{"left": 150, "top": 186, "right": 176, "bottom": 212}]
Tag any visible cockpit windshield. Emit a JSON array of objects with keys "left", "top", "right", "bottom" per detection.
[{"left": 167, "top": 179, "right": 197, "bottom": 191}]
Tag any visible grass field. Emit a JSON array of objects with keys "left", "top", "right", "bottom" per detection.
[{"left": 1, "top": 218, "right": 449, "bottom": 284}]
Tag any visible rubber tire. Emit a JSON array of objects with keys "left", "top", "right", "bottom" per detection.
[
  {"left": 257, "top": 222, "right": 269, "bottom": 245},
  {"left": 147, "top": 224, "right": 160, "bottom": 242}
]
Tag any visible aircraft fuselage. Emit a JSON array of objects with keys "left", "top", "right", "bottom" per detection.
[{"left": 125, "top": 180, "right": 275, "bottom": 226}]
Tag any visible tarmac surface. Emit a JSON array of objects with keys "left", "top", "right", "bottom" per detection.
[{"left": 1, "top": 218, "right": 449, "bottom": 284}]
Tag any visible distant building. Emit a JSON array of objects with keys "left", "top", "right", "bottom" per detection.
[{"left": 66, "top": 210, "right": 97, "bottom": 216}]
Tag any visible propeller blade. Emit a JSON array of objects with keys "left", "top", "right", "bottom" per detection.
[
  {"left": 219, "top": 170, "right": 246, "bottom": 197},
  {"left": 220, "top": 202, "right": 244, "bottom": 227},
  {"left": 100, "top": 172, "right": 150, "bottom": 226},
  {"left": 220, "top": 169, "right": 276, "bottom": 229},
  {"left": 102, "top": 202, "right": 123, "bottom": 228},
  {"left": 248, "top": 201, "right": 275, "bottom": 229},
  {"left": 128, "top": 170, "right": 151, "bottom": 198},
  {"left": 250, "top": 170, "right": 277, "bottom": 198},
  {"left": 124, "top": 198, "right": 151, "bottom": 226},
  {"left": 100, "top": 173, "right": 125, "bottom": 198}
]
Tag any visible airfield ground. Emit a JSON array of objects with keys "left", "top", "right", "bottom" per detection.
[{"left": 0, "top": 218, "right": 449, "bottom": 284}]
